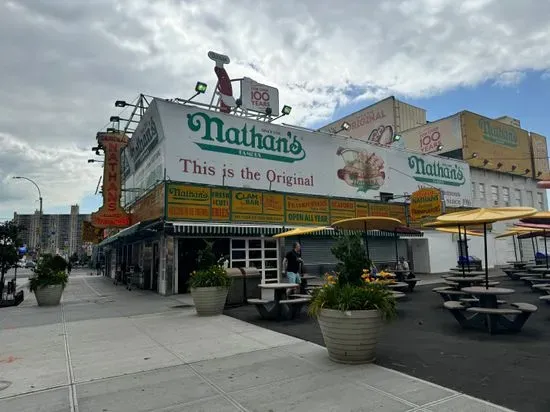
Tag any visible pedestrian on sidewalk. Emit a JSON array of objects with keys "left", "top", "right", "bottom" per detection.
[
  {"left": 283, "top": 242, "right": 303, "bottom": 297},
  {"left": 67, "top": 262, "right": 72, "bottom": 275}
]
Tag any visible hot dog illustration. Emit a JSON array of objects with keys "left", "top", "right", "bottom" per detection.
[{"left": 336, "top": 147, "right": 386, "bottom": 192}]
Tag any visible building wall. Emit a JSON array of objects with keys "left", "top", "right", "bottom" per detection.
[
  {"left": 13, "top": 208, "right": 91, "bottom": 257},
  {"left": 470, "top": 167, "right": 547, "bottom": 266},
  {"left": 470, "top": 167, "right": 546, "bottom": 210}
]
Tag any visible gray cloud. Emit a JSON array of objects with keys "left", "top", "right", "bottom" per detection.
[{"left": 1, "top": 0, "right": 550, "bottom": 217}]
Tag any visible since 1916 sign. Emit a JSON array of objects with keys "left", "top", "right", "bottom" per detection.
[{"left": 409, "top": 188, "right": 443, "bottom": 221}]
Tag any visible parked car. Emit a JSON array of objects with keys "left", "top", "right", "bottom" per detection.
[{"left": 25, "top": 261, "right": 36, "bottom": 268}]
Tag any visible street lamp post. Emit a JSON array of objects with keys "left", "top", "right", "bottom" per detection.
[{"left": 12, "top": 176, "right": 43, "bottom": 255}]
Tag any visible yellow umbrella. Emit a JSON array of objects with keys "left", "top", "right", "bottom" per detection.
[
  {"left": 435, "top": 207, "right": 537, "bottom": 225},
  {"left": 331, "top": 216, "right": 403, "bottom": 260},
  {"left": 433, "top": 207, "right": 537, "bottom": 287},
  {"left": 436, "top": 227, "right": 483, "bottom": 236},
  {"left": 331, "top": 216, "right": 402, "bottom": 231},
  {"left": 272, "top": 226, "right": 331, "bottom": 238}
]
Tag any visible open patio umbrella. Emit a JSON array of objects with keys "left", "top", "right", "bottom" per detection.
[
  {"left": 435, "top": 227, "right": 484, "bottom": 237},
  {"left": 432, "top": 207, "right": 537, "bottom": 288},
  {"left": 495, "top": 227, "right": 544, "bottom": 262},
  {"left": 331, "top": 216, "right": 402, "bottom": 261},
  {"left": 515, "top": 220, "right": 550, "bottom": 268},
  {"left": 272, "top": 226, "right": 332, "bottom": 239}
]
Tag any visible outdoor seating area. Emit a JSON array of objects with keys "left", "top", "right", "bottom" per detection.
[{"left": 226, "top": 270, "right": 550, "bottom": 412}]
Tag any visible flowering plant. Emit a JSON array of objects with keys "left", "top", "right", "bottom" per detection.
[{"left": 308, "top": 234, "right": 396, "bottom": 320}]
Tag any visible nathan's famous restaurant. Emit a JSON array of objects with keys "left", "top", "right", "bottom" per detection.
[{"left": 89, "top": 54, "right": 474, "bottom": 296}]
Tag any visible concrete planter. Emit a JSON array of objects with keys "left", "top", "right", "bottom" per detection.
[
  {"left": 317, "top": 308, "right": 383, "bottom": 364},
  {"left": 34, "top": 284, "right": 64, "bottom": 306},
  {"left": 190, "top": 286, "right": 229, "bottom": 316}
]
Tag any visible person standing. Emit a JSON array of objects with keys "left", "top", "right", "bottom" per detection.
[{"left": 283, "top": 242, "right": 303, "bottom": 297}]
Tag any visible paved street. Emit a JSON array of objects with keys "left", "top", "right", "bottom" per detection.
[{"left": 0, "top": 270, "right": 515, "bottom": 411}]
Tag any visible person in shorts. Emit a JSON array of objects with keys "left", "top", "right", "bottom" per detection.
[{"left": 283, "top": 242, "right": 303, "bottom": 296}]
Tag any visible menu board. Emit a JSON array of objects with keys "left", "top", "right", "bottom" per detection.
[{"left": 165, "top": 183, "right": 473, "bottom": 229}]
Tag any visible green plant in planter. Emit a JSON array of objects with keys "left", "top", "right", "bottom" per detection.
[
  {"left": 29, "top": 254, "right": 69, "bottom": 293},
  {"left": 188, "top": 241, "right": 231, "bottom": 289},
  {"left": 308, "top": 234, "right": 397, "bottom": 320},
  {"left": 189, "top": 265, "right": 232, "bottom": 288}
]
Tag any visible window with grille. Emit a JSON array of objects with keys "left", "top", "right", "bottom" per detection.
[
  {"left": 230, "top": 238, "right": 279, "bottom": 280},
  {"left": 502, "top": 187, "right": 510, "bottom": 206},
  {"left": 514, "top": 189, "right": 522, "bottom": 206},
  {"left": 526, "top": 191, "right": 534, "bottom": 207},
  {"left": 537, "top": 192, "right": 544, "bottom": 210},
  {"left": 479, "top": 183, "right": 485, "bottom": 199},
  {"left": 491, "top": 185, "right": 499, "bottom": 206}
]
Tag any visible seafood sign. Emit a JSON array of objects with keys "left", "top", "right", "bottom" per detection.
[{"left": 146, "top": 99, "right": 472, "bottom": 207}]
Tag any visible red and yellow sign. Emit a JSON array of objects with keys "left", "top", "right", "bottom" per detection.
[
  {"left": 167, "top": 184, "right": 210, "bottom": 220},
  {"left": 211, "top": 188, "right": 230, "bottom": 221},
  {"left": 285, "top": 195, "right": 330, "bottom": 225},
  {"left": 165, "top": 183, "right": 474, "bottom": 229},
  {"left": 409, "top": 188, "right": 442, "bottom": 221},
  {"left": 91, "top": 132, "right": 131, "bottom": 228}
]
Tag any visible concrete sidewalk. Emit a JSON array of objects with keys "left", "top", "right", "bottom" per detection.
[{"left": 0, "top": 272, "right": 515, "bottom": 411}]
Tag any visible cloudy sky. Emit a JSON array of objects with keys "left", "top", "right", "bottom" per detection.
[{"left": 1, "top": 0, "right": 550, "bottom": 220}]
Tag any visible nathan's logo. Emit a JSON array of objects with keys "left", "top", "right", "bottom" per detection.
[
  {"left": 408, "top": 156, "right": 466, "bottom": 187},
  {"left": 478, "top": 119, "right": 517, "bottom": 147},
  {"left": 187, "top": 111, "right": 306, "bottom": 163}
]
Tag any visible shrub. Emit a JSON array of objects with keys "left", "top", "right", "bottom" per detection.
[
  {"left": 29, "top": 254, "right": 69, "bottom": 293},
  {"left": 188, "top": 265, "right": 231, "bottom": 288}
]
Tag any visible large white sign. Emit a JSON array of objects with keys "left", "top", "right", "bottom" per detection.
[
  {"left": 122, "top": 101, "right": 165, "bottom": 205},
  {"left": 240, "top": 77, "right": 280, "bottom": 115},
  {"left": 152, "top": 100, "right": 472, "bottom": 207}
]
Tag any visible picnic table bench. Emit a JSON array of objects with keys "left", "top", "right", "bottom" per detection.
[
  {"left": 249, "top": 283, "right": 311, "bottom": 321},
  {"left": 443, "top": 286, "right": 537, "bottom": 334}
]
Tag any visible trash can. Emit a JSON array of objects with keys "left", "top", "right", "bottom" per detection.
[
  {"left": 241, "top": 267, "right": 261, "bottom": 300},
  {"left": 535, "top": 252, "right": 548, "bottom": 265},
  {"left": 225, "top": 268, "right": 246, "bottom": 307},
  {"left": 457, "top": 256, "right": 482, "bottom": 271}
]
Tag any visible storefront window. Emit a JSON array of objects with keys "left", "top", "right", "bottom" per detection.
[{"left": 230, "top": 238, "right": 279, "bottom": 280}]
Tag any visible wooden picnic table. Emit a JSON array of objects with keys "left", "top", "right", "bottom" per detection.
[
  {"left": 448, "top": 269, "right": 485, "bottom": 277},
  {"left": 527, "top": 268, "right": 550, "bottom": 278},
  {"left": 461, "top": 286, "right": 515, "bottom": 308},
  {"left": 251, "top": 283, "right": 310, "bottom": 321},
  {"left": 445, "top": 276, "right": 486, "bottom": 287},
  {"left": 507, "top": 261, "right": 528, "bottom": 268}
]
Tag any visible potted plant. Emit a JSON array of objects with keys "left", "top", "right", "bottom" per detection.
[
  {"left": 29, "top": 254, "right": 69, "bottom": 306},
  {"left": 189, "top": 242, "right": 232, "bottom": 316},
  {"left": 308, "top": 234, "right": 397, "bottom": 364}
]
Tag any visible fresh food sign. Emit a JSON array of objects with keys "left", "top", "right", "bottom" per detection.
[{"left": 155, "top": 100, "right": 471, "bottom": 206}]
